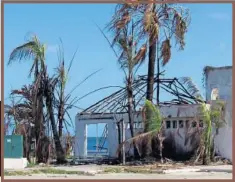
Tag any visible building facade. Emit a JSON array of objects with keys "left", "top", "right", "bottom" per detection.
[
  {"left": 204, "top": 66, "right": 232, "bottom": 162},
  {"left": 74, "top": 104, "right": 208, "bottom": 158}
]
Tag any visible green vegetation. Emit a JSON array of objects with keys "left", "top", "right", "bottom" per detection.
[
  {"left": 197, "top": 100, "right": 226, "bottom": 165},
  {"left": 102, "top": 167, "right": 164, "bottom": 174},
  {"left": 118, "top": 100, "right": 164, "bottom": 162}
]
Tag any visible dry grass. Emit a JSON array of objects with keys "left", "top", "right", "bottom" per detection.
[
  {"left": 100, "top": 162, "right": 184, "bottom": 174},
  {"left": 4, "top": 168, "right": 94, "bottom": 176},
  {"left": 102, "top": 167, "right": 156, "bottom": 174}
]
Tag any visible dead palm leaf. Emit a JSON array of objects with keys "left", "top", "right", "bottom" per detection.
[
  {"left": 160, "top": 39, "right": 171, "bottom": 66},
  {"left": 179, "top": 77, "right": 203, "bottom": 99}
]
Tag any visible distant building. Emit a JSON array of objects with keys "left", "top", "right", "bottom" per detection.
[{"left": 204, "top": 66, "right": 232, "bottom": 162}]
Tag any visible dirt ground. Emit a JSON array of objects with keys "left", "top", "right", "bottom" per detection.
[
  {"left": 4, "top": 172, "right": 232, "bottom": 179},
  {"left": 3, "top": 164, "right": 233, "bottom": 179}
]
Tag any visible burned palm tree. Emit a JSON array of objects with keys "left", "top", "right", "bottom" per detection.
[
  {"left": 54, "top": 41, "right": 78, "bottom": 139},
  {"left": 4, "top": 86, "right": 36, "bottom": 162},
  {"left": 42, "top": 73, "right": 66, "bottom": 163},
  {"left": 8, "top": 35, "right": 46, "bottom": 162},
  {"left": 102, "top": 22, "right": 147, "bottom": 158},
  {"left": 7, "top": 35, "right": 66, "bottom": 163},
  {"left": 107, "top": 2, "right": 190, "bottom": 103}
]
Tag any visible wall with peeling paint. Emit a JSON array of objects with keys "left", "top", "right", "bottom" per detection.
[
  {"left": 74, "top": 104, "right": 207, "bottom": 158},
  {"left": 205, "top": 66, "right": 232, "bottom": 162}
]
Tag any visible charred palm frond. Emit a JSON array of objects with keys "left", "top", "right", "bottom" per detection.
[
  {"left": 160, "top": 39, "right": 171, "bottom": 66},
  {"left": 174, "top": 12, "right": 188, "bottom": 50},
  {"left": 107, "top": 3, "right": 191, "bottom": 103},
  {"left": 107, "top": 3, "right": 190, "bottom": 58},
  {"left": 143, "top": 5, "right": 159, "bottom": 42},
  {"left": 178, "top": 77, "right": 203, "bottom": 100}
]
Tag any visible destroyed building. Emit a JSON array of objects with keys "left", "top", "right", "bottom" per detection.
[
  {"left": 74, "top": 67, "right": 232, "bottom": 162},
  {"left": 204, "top": 66, "right": 232, "bottom": 162}
]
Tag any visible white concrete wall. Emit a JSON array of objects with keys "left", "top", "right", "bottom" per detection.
[
  {"left": 74, "top": 113, "right": 143, "bottom": 158},
  {"left": 4, "top": 158, "right": 28, "bottom": 169},
  {"left": 74, "top": 104, "right": 206, "bottom": 158},
  {"left": 205, "top": 67, "right": 232, "bottom": 161}
]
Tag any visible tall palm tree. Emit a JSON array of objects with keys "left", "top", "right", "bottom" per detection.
[
  {"left": 107, "top": 23, "right": 147, "bottom": 158},
  {"left": 54, "top": 41, "right": 77, "bottom": 139},
  {"left": 8, "top": 35, "right": 46, "bottom": 144},
  {"left": 8, "top": 35, "right": 47, "bottom": 161},
  {"left": 108, "top": 3, "right": 190, "bottom": 103},
  {"left": 55, "top": 43, "right": 67, "bottom": 139},
  {"left": 7, "top": 35, "right": 66, "bottom": 163}
]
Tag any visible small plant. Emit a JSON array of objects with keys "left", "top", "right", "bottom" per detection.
[
  {"left": 197, "top": 100, "right": 226, "bottom": 165},
  {"left": 27, "top": 162, "right": 36, "bottom": 168},
  {"left": 117, "top": 100, "right": 164, "bottom": 162},
  {"left": 143, "top": 100, "right": 164, "bottom": 161}
]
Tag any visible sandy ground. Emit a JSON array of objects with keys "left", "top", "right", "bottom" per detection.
[{"left": 4, "top": 164, "right": 233, "bottom": 179}]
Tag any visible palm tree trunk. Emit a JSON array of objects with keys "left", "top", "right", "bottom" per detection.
[
  {"left": 58, "top": 84, "right": 64, "bottom": 139},
  {"left": 146, "top": 4, "right": 157, "bottom": 103},
  {"left": 156, "top": 42, "right": 160, "bottom": 105},
  {"left": 26, "top": 127, "right": 32, "bottom": 163},
  {"left": 45, "top": 92, "right": 66, "bottom": 164},
  {"left": 127, "top": 77, "right": 139, "bottom": 158},
  {"left": 146, "top": 38, "right": 157, "bottom": 102},
  {"left": 58, "top": 101, "right": 64, "bottom": 139},
  {"left": 34, "top": 95, "right": 45, "bottom": 163},
  {"left": 117, "top": 121, "right": 122, "bottom": 162}
]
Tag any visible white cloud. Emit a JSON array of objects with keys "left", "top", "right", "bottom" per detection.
[{"left": 208, "top": 13, "right": 230, "bottom": 21}]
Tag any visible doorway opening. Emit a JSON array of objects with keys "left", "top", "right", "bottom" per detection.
[{"left": 87, "top": 123, "right": 109, "bottom": 157}]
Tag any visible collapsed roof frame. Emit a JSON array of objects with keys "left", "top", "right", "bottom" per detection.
[{"left": 81, "top": 74, "right": 205, "bottom": 115}]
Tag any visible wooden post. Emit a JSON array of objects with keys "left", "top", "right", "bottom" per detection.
[{"left": 122, "top": 119, "right": 125, "bottom": 165}]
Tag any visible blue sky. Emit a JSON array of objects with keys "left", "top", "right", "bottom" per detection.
[{"left": 4, "top": 3, "right": 232, "bottom": 137}]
